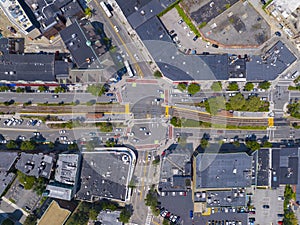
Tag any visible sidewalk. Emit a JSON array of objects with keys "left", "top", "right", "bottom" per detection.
[{"left": 1, "top": 197, "right": 29, "bottom": 217}]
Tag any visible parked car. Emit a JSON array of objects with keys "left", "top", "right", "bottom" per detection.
[
  {"left": 193, "top": 35, "right": 198, "bottom": 41},
  {"left": 212, "top": 44, "right": 219, "bottom": 48}
]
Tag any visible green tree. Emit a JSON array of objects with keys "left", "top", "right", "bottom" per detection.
[
  {"left": 2, "top": 219, "right": 14, "bottom": 225},
  {"left": 48, "top": 142, "right": 55, "bottom": 149},
  {"left": 170, "top": 117, "right": 182, "bottom": 127},
  {"left": 227, "top": 82, "right": 239, "bottom": 91},
  {"left": 86, "top": 140, "right": 96, "bottom": 151},
  {"left": 262, "top": 141, "right": 272, "bottom": 148},
  {"left": 153, "top": 70, "right": 162, "bottom": 78},
  {"left": 23, "top": 214, "right": 37, "bottom": 225},
  {"left": 68, "top": 143, "right": 78, "bottom": 151},
  {"left": 119, "top": 207, "right": 132, "bottom": 224},
  {"left": 246, "top": 140, "right": 260, "bottom": 151},
  {"left": 245, "top": 96, "right": 261, "bottom": 111},
  {"left": 86, "top": 84, "right": 106, "bottom": 96},
  {"left": 145, "top": 188, "right": 159, "bottom": 216},
  {"left": 99, "top": 122, "right": 113, "bottom": 132},
  {"left": 20, "top": 140, "right": 36, "bottom": 151},
  {"left": 54, "top": 86, "right": 66, "bottom": 93},
  {"left": 16, "top": 87, "right": 25, "bottom": 93},
  {"left": 229, "top": 93, "right": 246, "bottom": 111},
  {"left": 200, "top": 138, "right": 209, "bottom": 148},
  {"left": 105, "top": 140, "right": 115, "bottom": 147},
  {"left": 38, "top": 86, "right": 47, "bottom": 92},
  {"left": 33, "top": 177, "right": 47, "bottom": 195},
  {"left": 211, "top": 81, "right": 222, "bottom": 92},
  {"left": 84, "top": 7, "right": 92, "bottom": 17},
  {"left": 177, "top": 83, "right": 187, "bottom": 92},
  {"left": 17, "top": 171, "right": 36, "bottom": 189},
  {"left": 205, "top": 96, "right": 226, "bottom": 115},
  {"left": 163, "top": 219, "right": 170, "bottom": 225},
  {"left": 187, "top": 83, "right": 200, "bottom": 95},
  {"left": 6, "top": 140, "right": 18, "bottom": 149},
  {"left": 258, "top": 81, "right": 271, "bottom": 90},
  {"left": 0, "top": 86, "right": 9, "bottom": 92},
  {"left": 89, "top": 208, "right": 98, "bottom": 220},
  {"left": 244, "top": 82, "right": 254, "bottom": 91}
]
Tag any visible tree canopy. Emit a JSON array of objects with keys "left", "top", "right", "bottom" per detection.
[
  {"left": 246, "top": 140, "right": 260, "bottom": 151},
  {"left": 153, "top": 70, "right": 162, "bottom": 78},
  {"left": 211, "top": 81, "right": 222, "bottom": 92},
  {"left": 244, "top": 82, "right": 254, "bottom": 91},
  {"left": 228, "top": 93, "right": 246, "bottom": 111},
  {"left": 86, "top": 84, "right": 106, "bottom": 96},
  {"left": 258, "top": 81, "right": 271, "bottom": 90},
  {"left": 187, "top": 83, "right": 200, "bottom": 95},
  {"left": 6, "top": 140, "right": 18, "bottom": 149},
  {"left": 119, "top": 207, "right": 132, "bottom": 223},
  {"left": 145, "top": 188, "right": 160, "bottom": 216},
  {"left": 205, "top": 96, "right": 226, "bottom": 115},
  {"left": 20, "top": 140, "right": 36, "bottom": 151},
  {"left": 227, "top": 82, "right": 239, "bottom": 91},
  {"left": 177, "top": 83, "right": 187, "bottom": 92}
]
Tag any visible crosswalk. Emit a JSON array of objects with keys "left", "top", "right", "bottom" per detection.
[{"left": 145, "top": 208, "right": 153, "bottom": 225}]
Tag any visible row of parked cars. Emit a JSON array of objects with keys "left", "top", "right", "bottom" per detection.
[
  {"left": 207, "top": 221, "right": 242, "bottom": 225},
  {"left": 3, "top": 118, "right": 23, "bottom": 126},
  {"left": 160, "top": 207, "right": 180, "bottom": 224},
  {"left": 27, "top": 119, "right": 42, "bottom": 127}
]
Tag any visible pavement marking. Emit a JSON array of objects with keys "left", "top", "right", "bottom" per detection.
[
  {"left": 92, "top": 0, "right": 144, "bottom": 78},
  {"left": 268, "top": 117, "right": 274, "bottom": 127},
  {"left": 140, "top": 152, "right": 148, "bottom": 201},
  {"left": 165, "top": 106, "right": 170, "bottom": 117},
  {"left": 125, "top": 103, "right": 130, "bottom": 114}
]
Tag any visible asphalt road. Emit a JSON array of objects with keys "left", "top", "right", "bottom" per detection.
[{"left": 0, "top": 92, "right": 114, "bottom": 104}]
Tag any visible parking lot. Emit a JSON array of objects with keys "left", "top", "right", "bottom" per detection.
[
  {"left": 251, "top": 186, "right": 285, "bottom": 224},
  {"left": 201, "top": 1, "right": 270, "bottom": 46},
  {"left": 5, "top": 179, "right": 40, "bottom": 213}
]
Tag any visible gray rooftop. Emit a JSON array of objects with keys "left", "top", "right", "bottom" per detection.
[
  {"left": 77, "top": 151, "right": 133, "bottom": 202},
  {"left": 0, "top": 172, "right": 15, "bottom": 197},
  {"left": 55, "top": 154, "right": 80, "bottom": 185},
  {"left": 46, "top": 182, "right": 73, "bottom": 201},
  {"left": 15, "top": 153, "right": 53, "bottom": 179},
  {"left": 272, "top": 148, "right": 299, "bottom": 188},
  {"left": 60, "top": 19, "right": 105, "bottom": 69},
  {"left": 246, "top": 41, "right": 296, "bottom": 81},
  {"left": 195, "top": 152, "right": 252, "bottom": 189},
  {"left": 257, "top": 148, "right": 270, "bottom": 187},
  {"left": 0, "top": 38, "right": 24, "bottom": 54},
  {"left": 205, "top": 189, "right": 246, "bottom": 207},
  {"left": 0, "top": 53, "right": 55, "bottom": 81},
  {"left": 97, "top": 210, "right": 122, "bottom": 225},
  {"left": 0, "top": 152, "right": 18, "bottom": 171}
]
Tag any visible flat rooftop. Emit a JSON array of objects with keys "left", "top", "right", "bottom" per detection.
[
  {"left": 195, "top": 152, "right": 252, "bottom": 189},
  {"left": 0, "top": 172, "right": 15, "bottom": 196},
  {"left": 55, "top": 154, "right": 80, "bottom": 185},
  {"left": 205, "top": 189, "right": 246, "bottom": 207},
  {"left": 246, "top": 41, "right": 296, "bottom": 81},
  {"left": 0, "top": 152, "right": 18, "bottom": 171},
  {"left": 60, "top": 19, "right": 105, "bottom": 69},
  {"left": 15, "top": 153, "right": 53, "bottom": 179},
  {"left": 77, "top": 148, "right": 135, "bottom": 202},
  {"left": 257, "top": 148, "right": 270, "bottom": 187}
]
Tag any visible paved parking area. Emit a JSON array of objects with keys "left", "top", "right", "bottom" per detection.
[
  {"left": 251, "top": 186, "right": 284, "bottom": 224},
  {"left": 129, "top": 122, "right": 167, "bottom": 145},
  {"left": 5, "top": 179, "right": 40, "bottom": 212},
  {"left": 201, "top": 1, "right": 270, "bottom": 46}
]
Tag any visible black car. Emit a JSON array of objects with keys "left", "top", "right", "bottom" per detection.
[
  {"left": 212, "top": 44, "right": 219, "bottom": 48},
  {"left": 275, "top": 31, "right": 281, "bottom": 36},
  {"left": 262, "top": 205, "right": 270, "bottom": 209},
  {"left": 193, "top": 35, "right": 199, "bottom": 41}
]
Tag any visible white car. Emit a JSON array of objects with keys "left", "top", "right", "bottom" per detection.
[
  {"left": 145, "top": 132, "right": 151, "bottom": 136},
  {"left": 128, "top": 132, "right": 134, "bottom": 136},
  {"left": 59, "top": 130, "right": 66, "bottom": 134},
  {"left": 139, "top": 127, "right": 146, "bottom": 131},
  {"left": 113, "top": 25, "right": 119, "bottom": 32}
]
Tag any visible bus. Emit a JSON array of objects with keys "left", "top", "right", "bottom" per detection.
[
  {"left": 100, "top": 1, "right": 112, "bottom": 18},
  {"left": 124, "top": 60, "right": 134, "bottom": 77}
]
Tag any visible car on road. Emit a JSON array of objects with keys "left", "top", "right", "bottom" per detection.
[
  {"left": 52, "top": 94, "right": 59, "bottom": 98},
  {"left": 275, "top": 31, "right": 281, "bottom": 36},
  {"left": 33, "top": 132, "right": 40, "bottom": 136},
  {"left": 278, "top": 196, "right": 284, "bottom": 200},
  {"left": 132, "top": 138, "right": 139, "bottom": 143},
  {"left": 212, "top": 44, "right": 219, "bottom": 48},
  {"left": 178, "top": 19, "right": 183, "bottom": 24},
  {"left": 189, "top": 210, "right": 193, "bottom": 218},
  {"left": 262, "top": 205, "right": 270, "bottom": 209},
  {"left": 277, "top": 214, "right": 284, "bottom": 217},
  {"left": 106, "top": 93, "right": 114, "bottom": 96},
  {"left": 59, "top": 130, "right": 66, "bottom": 134},
  {"left": 145, "top": 132, "right": 151, "bottom": 136},
  {"left": 113, "top": 25, "right": 119, "bottom": 32},
  {"left": 36, "top": 120, "right": 42, "bottom": 126},
  {"left": 128, "top": 132, "right": 134, "bottom": 136},
  {"left": 60, "top": 136, "right": 67, "bottom": 140},
  {"left": 115, "top": 128, "right": 122, "bottom": 132},
  {"left": 157, "top": 89, "right": 164, "bottom": 94},
  {"left": 139, "top": 127, "right": 146, "bottom": 131}
]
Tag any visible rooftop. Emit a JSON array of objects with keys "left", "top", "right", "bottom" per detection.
[
  {"left": 76, "top": 148, "right": 135, "bottom": 202},
  {"left": 46, "top": 182, "right": 74, "bottom": 201},
  {"left": 272, "top": 147, "right": 299, "bottom": 188},
  {"left": 256, "top": 148, "right": 270, "bottom": 187},
  {"left": 15, "top": 153, "right": 53, "bottom": 179},
  {"left": 60, "top": 19, "right": 106, "bottom": 69},
  {"left": 0, "top": 152, "right": 18, "bottom": 171},
  {"left": 0, "top": 53, "right": 56, "bottom": 82},
  {"left": 0, "top": 172, "right": 15, "bottom": 196},
  {"left": 97, "top": 210, "right": 122, "bottom": 225},
  {"left": 246, "top": 41, "right": 296, "bottom": 81},
  {"left": 54, "top": 154, "right": 80, "bottom": 185},
  {"left": 194, "top": 152, "right": 252, "bottom": 189},
  {"left": 0, "top": 38, "right": 24, "bottom": 54}
]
